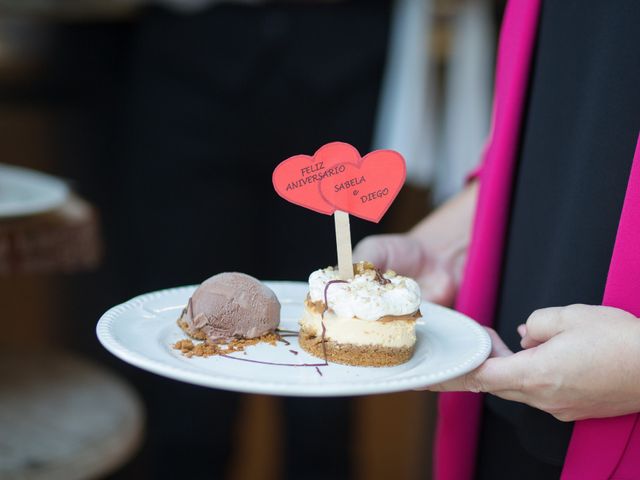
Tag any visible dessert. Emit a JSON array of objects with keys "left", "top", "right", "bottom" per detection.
[
  {"left": 299, "top": 262, "right": 421, "bottom": 367},
  {"left": 178, "top": 272, "right": 280, "bottom": 343}
]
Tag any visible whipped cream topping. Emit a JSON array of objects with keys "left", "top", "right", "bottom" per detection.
[{"left": 307, "top": 264, "right": 421, "bottom": 321}]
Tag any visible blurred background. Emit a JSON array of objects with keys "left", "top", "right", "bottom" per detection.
[{"left": 0, "top": 0, "right": 503, "bottom": 478}]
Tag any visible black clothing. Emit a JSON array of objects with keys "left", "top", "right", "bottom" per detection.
[
  {"left": 480, "top": 0, "right": 640, "bottom": 476},
  {"left": 476, "top": 408, "right": 564, "bottom": 480},
  {"left": 53, "top": 3, "right": 391, "bottom": 479}
]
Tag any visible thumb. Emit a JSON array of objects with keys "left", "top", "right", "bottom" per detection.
[
  {"left": 429, "top": 349, "right": 532, "bottom": 394},
  {"left": 520, "top": 307, "right": 566, "bottom": 349},
  {"left": 474, "top": 351, "right": 532, "bottom": 393},
  {"left": 353, "top": 234, "right": 425, "bottom": 278}
]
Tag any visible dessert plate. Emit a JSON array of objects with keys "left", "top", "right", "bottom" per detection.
[
  {"left": 0, "top": 163, "right": 69, "bottom": 218},
  {"left": 97, "top": 282, "right": 491, "bottom": 397}
]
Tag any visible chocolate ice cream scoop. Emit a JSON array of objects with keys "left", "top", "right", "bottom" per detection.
[{"left": 178, "top": 272, "right": 280, "bottom": 342}]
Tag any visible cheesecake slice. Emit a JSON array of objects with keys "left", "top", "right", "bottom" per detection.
[{"left": 298, "top": 262, "right": 421, "bottom": 367}]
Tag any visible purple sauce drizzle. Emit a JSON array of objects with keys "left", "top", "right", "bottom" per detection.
[
  {"left": 317, "top": 279, "right": 349, "bottom": 371},
  {"left": 219, "top": 330, "right": 327, "bottom": 369},
  {"left": 220, "top": 354, "right": 327, "bottom": 368},
  {"left": 218, "top": 279, "right": 350, "bottom": 375},
  {"left": 323, "top": 279, "right": 349, "bottom": 308},
  {"left": 276, "top": 329, "right": 299, "bottom": 335}
]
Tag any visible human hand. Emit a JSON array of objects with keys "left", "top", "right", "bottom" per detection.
[
  {"left": 353, "top": 182, "right": 478, "bottom": 307},
  {"left": 425, "top": 304, "right": 640, "bottom": 422},
  {"left": 353, "top": 233, "right": 464, "bottom": 307}
]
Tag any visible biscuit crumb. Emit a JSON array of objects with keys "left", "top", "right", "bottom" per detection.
[{"left": 173, "top": 332, "right": 281, "bottom": 358}]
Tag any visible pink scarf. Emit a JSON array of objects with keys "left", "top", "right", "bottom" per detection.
[{"left": 434, "top": 1, "right": 640, "bottom": 478}]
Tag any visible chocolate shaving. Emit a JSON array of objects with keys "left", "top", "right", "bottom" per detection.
[
  {"left": 374, "top": 267, "right": 391, "bottom": 285},
  {"left": 289, "top": 349, "right": 299, "bottom": 355},
  {"left": 315, "top": 366, "right": 323, "bottom": 377}
]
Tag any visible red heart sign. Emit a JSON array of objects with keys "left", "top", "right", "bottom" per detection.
[
  {"left": 273, "top": 142, "right": 406, "bottom": 223},
  {"left": 319, "top": 150, "right": 406, "bottom": 223},
  {"left": 272, "top": 142, "right": 361, "bottom": 215}
]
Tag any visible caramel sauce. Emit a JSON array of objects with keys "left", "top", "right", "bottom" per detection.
[{"left": 304, "top": 296, "right": 421, "bottom": 323}]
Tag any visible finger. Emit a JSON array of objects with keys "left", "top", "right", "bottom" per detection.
[
  {"left": 425, "top": 379, "right": 532, "bottom": 408},
  {"left": 444, "top": 242, "right": 468, "bottom": 286},
  {"left": 521, "top": 307, "right": 566, "bottom": 349},
  {"left": 517, "top": 324, "right": 527, "bottom": 338},
  {"left": 352, "top": 235, "right": 389, "bottom": 268},
  {"left": 428, "top": 351, "right": 532, "bottom": 393},
  {"left": 518, "top": 323, "right": 543, "bottom": 349},
  {"left": 521, "top": 338, "right": 543, "bottom": 349},
  {"left": 353, "top": 235, "right": 425, "bottom": 277},
  {"left": 419, "top": 266, "right": 456, "bottom": 307},
  {"left": 486, "top": 328, "right": 513, "bottom": 357}
]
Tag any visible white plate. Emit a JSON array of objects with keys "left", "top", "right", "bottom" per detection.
[
  {"left": 97, "top": 282, "right": 491, "bottom": 397},
  {"left": 0, "top": 163, "right": 69, "bottom": 218}
]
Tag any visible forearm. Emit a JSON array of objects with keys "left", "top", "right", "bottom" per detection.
[
  {"left": 408, "top": 180, "right": 478, "bottom": 255},
  {"left": 353, "top": 180, "right": 478, "bottom": 305}
]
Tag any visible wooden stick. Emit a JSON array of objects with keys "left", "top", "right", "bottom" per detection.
[{"left": 334, "top": 210, "right": 354, "bottom": 279}]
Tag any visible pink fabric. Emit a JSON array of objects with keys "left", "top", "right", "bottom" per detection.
[
  {"left": 562, "top": 135, "right": 640, "bottom": 479},
  {"left": 433, "top": 0, "right": 640, "bottom": 479},
  {"left": 434, "top": 1, "right": 541, "bottom": 479}
]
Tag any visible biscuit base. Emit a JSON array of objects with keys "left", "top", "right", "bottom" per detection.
[{"left": 298, "top": 328, "right": 415, "bottom": 367}]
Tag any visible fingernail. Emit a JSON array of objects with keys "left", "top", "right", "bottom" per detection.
[{"left": 517, "top": 324, "right": 527, "bottom": 337}]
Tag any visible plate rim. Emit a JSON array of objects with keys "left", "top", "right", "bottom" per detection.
[
  {"left": 96, "top": 282, "right": 492, "bottom": 397},
  {"left": 0, "top": 163, "right": 69, "bottom": 218}
]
